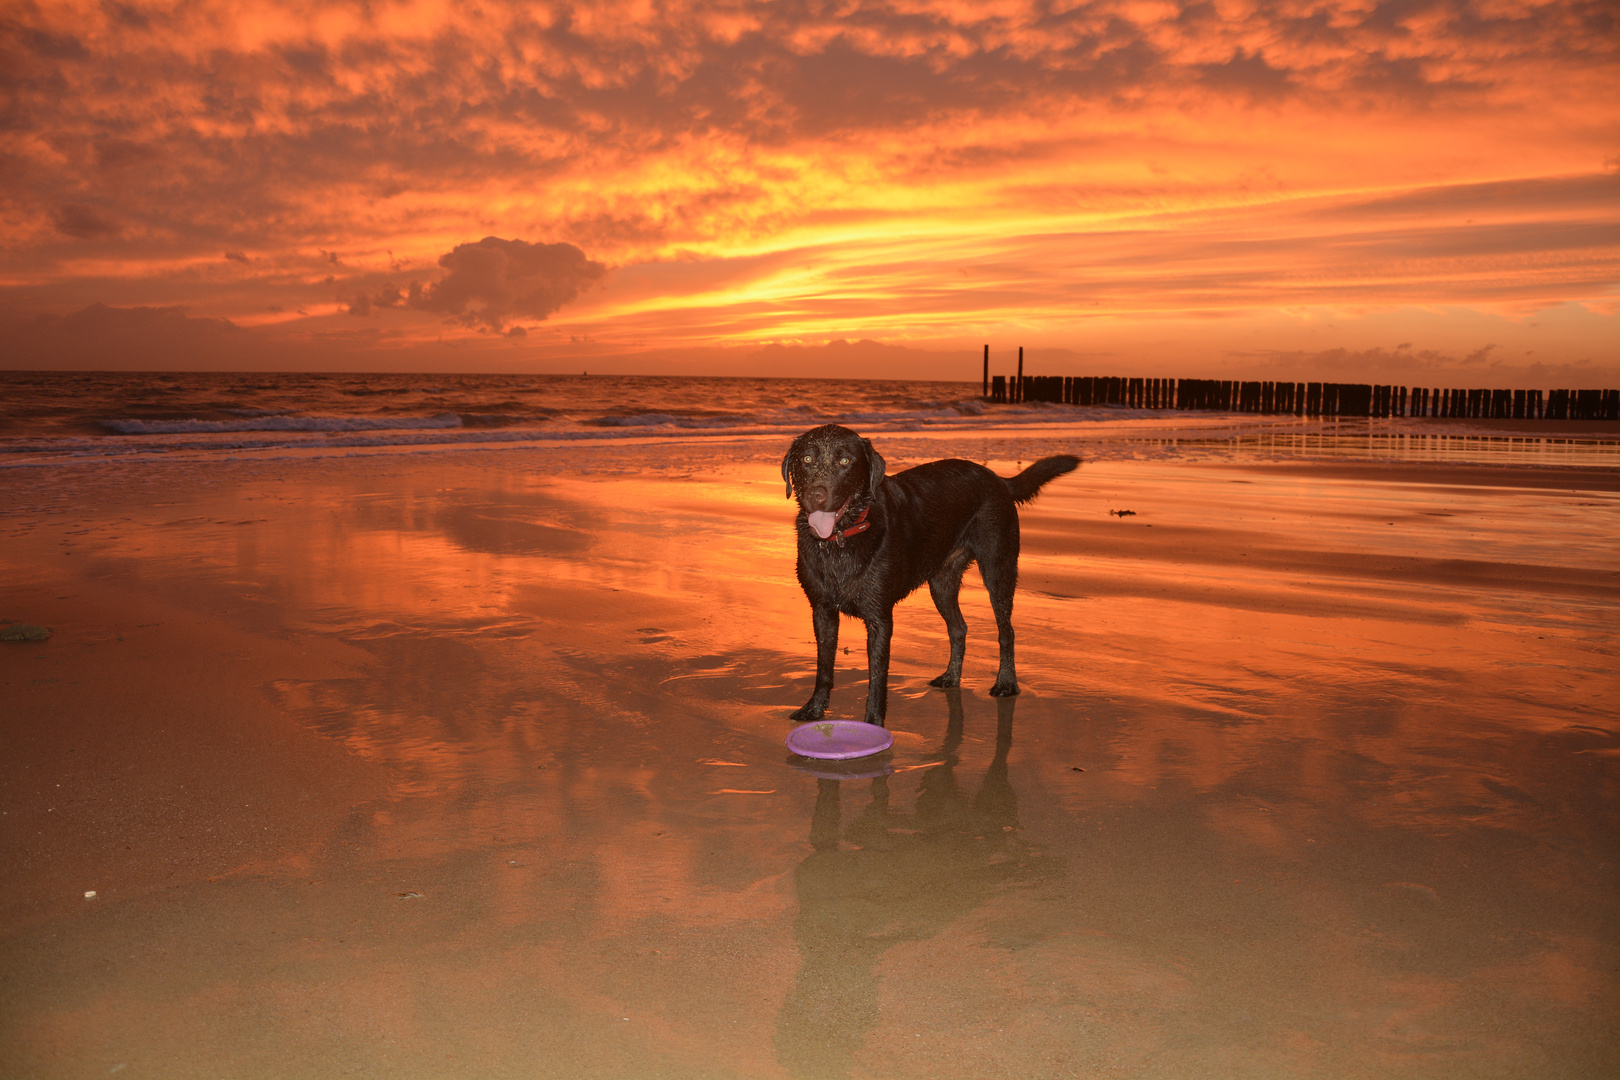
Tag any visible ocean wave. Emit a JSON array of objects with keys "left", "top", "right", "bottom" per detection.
[
  {"left": 101, "top": 413, "right": 465, "bottom": 435},
  {"left": 585, "top": 412, "right": 754, "bottom": 428},
  {"left": 87, "top": 401, "right": 1169, "bottom": 443},
  {"left": 2, "top": 423, "right": 771, "bottom": 462},
  {"left": 460, "top": 412, "right": 551, "bottom": 427}
]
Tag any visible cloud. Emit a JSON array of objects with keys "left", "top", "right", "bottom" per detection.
[
  {"left": 5, "top": 303, "right": 269, "bottom": 368},
  {"left": 51, "top": 203, "right": 120, "bottom": 239},
  {"left": 100, "top": 3, "right": 151, "bottom": 32},
  {"left": 1231, "top": 343, "right": 1614, "bottom": 387},
  {"left": 14, "top": 24, "right": 89, "bottom": 61},
  {"left": 404, "top": 237, "right": 608, "bottom": 330},
  {"left": 1197, "top": 48, "right": 1293, "bottom": 100},
  {"left": 744, "top": 338, "right": 970, "bottom": 380},
  {"left": 347, "top": 283, "right": 405, "bottom": 317},
  {"left": 0, "top": 2, "right": 1614, "bottom": 373},
  {"left": 4, "top": 1, "right": 1606, "bottom": 263}
]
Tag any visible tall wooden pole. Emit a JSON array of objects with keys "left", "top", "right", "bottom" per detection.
[
  {"left": 1016, "top": 347, "right": 1023, "bottom": 403},
  {"left": 982, "top": 344, "right": 989, "bottom": 399}
]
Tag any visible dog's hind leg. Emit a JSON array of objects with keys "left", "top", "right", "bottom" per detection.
[
  {"left": 791, "top": 603, "right": 840, "bottom": 721},
  {"left": 978, "top": 538, "right": 1020, "bottom": 697},
  {"left": 927, "top": 550, "right": 972, "bottom": 688}
]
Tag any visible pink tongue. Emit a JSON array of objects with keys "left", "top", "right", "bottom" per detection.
[{"left": 808, "top": 510, "right": 839, "bottom": 539}]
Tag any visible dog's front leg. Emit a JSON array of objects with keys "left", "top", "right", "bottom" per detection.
[
  {"left": 862, "top": 609, "right": 894, "bottom": 725},
  {"left": 791, "top": 603, "right": 840, "bottom": 721}
]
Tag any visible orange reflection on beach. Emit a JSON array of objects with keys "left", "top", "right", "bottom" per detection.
[{"left": 2, "top": 444, "right": 1616, "bottom": 1077}]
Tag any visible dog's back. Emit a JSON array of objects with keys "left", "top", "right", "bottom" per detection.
[{"left": 877, "top": 455, "right": 1077, "bottom": 593}]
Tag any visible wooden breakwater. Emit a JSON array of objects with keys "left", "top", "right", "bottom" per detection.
[{"left": 977, "top": 347, "right": 1620, "bottom": 420}]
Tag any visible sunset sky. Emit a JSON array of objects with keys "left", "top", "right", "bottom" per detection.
[{"left": 3, "top": 0, "right": 1617, "bottom": 382}]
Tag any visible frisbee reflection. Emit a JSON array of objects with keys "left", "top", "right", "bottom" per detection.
[{"left": 774, "top": 691, "right": 1062, "bottom": 1078}]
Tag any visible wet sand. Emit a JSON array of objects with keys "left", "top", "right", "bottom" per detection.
[{"left": 2, "top": 440, "right": 1617, "bottom": 1079}]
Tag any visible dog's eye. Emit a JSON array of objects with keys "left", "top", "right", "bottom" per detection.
[
  {"left": 838, "top": 456, "right": 850, "bottom": 465},
  {"left": 802, "top": 454, "right": 812, "bottom": 464}
]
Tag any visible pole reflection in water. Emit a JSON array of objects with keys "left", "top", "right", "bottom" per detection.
[{"left": 777, "top": 694, "right": 1058, "bottom": 1078}]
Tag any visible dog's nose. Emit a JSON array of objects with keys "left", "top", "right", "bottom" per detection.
[{"left": 805, "top": 484, "right": 833, "bottom": 510}]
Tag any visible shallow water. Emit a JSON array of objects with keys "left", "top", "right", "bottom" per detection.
[
  {"left": 1, "top": 437, "right": 1617, "bottom": 1078},
  {"left": 4, "top": 369, "right": 1617, "bottom": 468}
]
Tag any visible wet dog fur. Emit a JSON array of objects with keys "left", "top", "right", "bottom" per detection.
[{"left": 782, "top": 424, "right": 1080, "bottom": 725}]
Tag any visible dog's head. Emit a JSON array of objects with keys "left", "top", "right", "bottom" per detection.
[{"left": 781, "top": 425, "right": 886, "bottom": 538}]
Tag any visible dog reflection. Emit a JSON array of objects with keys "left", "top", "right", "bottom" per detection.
[{"left": 774, "top": 692, "right": 1058, "bottom": 1079}]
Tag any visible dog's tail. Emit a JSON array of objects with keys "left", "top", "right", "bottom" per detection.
[{"left": 1005, "top": 454, "right": 1081, "bottom": 505}]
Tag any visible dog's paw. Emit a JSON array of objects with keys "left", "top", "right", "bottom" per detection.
[
  {"left": 789, "top": 703, "right": 826, "bottom": 722},
  {"left": 988, "top": 679, "right": 1020, "bottom": 697},
  {"left": 928, "top": 672, "right": 960, "bottom": 688}
]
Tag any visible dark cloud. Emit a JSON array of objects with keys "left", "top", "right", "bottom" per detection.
[
  {"left": 1580, "top": 3, "right": 1618, "bottom": 37},
  {"left": 1232, "top": 343, "right": 1614, "bottom": 386},
  {"left": 94, "top": 137, "right": 159, "bottom": 170},
  {"left": 1198, "top": 48, "right": 1293, "bottom": 100},
  {"left": 347, "top": 283, "right": 404, "bottom": 317},
  {"left": 30, "top": 302, "right": 235, "bottom": 334},
  {"left": 102, "top": 3, "right": 148, "bottom": 29},
  {"left": 18, "top": 25, "right": 88, "bottom": 61},
  {"left": 224, "top": 249, "right": 249, "bottom": 263},
  {"left": 279, "top": 44, "right": 330, "bottom": 79},
  {"left": 1347, "top": 51, "right": 1459, "bottom": 103},
  {"left": 6, "top": 303, "right": 270, "bottom": 368},
  {"left": 3, "top": 300, "right": 518, "bottom": 371},
  {"left": 405, "top": 237, "right": 608, "bottom": 330},
  {"left": 51, "top": 203, "right": 120, "bottom": 239},
  {"left": 100, "top": 2, "right": 151, "bottom": 31}
]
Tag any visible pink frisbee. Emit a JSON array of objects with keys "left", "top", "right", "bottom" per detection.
[{"left": 786, "top": 719, "right": 894, "bottom": 760}]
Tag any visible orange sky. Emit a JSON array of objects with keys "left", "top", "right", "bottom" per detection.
[{"left": 2, "top": 0, "right": 1617, "bottom": 382}]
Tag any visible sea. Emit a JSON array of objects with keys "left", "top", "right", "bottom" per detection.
[{"left": 2, "top": 370, "right": 1617, "bottom": 471}]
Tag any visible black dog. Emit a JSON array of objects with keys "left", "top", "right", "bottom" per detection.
[{"left": 783, "top": 424, "right": 1079, "bottom": 726}]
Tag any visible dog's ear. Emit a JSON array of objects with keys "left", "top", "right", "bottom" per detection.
[
  {"left": 863, "top": 438, "right": 885, "bottom": 494},
  {"left": 781, "top": 442, "right": 797, "bottom": 498}
]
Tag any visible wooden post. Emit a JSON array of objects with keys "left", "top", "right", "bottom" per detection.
[
  {"left": 982, "top": 345, "right": 989, "bottom": 400},
  {"left": 1016, "top": 347, "right": 1024, "bottom": 403}
]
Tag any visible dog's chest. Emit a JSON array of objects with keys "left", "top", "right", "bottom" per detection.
[{"left": 797, "top": 536, "right": 883, "bottom": 612}]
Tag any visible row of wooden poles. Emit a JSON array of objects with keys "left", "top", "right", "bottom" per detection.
[{"left": 980, "top": 346, "right": 1620, "bottom": 420}]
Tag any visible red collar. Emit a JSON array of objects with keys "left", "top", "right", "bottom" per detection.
[{"left": 822, "top": 505, "right": 871, "bottom": 546}]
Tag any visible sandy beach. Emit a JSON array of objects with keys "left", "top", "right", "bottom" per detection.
[{"left": 2, "top": 430, "right": 1617, "bottom": 1079}]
